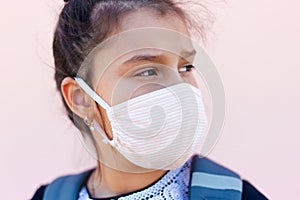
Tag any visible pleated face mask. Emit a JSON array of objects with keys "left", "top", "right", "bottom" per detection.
[{"left": 75, "top": 77, "right": 208, "bottom": 170}]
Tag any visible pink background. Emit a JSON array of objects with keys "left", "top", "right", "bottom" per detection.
[{"left": 1, "top": 0, "right": 299, "bottom": 199}]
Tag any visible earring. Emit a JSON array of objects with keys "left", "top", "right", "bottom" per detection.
[{"left": 84, "top": 116, "right": 95, "bottom": 131}]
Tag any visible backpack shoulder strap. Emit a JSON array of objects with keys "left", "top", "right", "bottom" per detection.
[
  {"left": 189, "top": 155, "right": 243, "bottom": 200},
  {"left": 43, "top": 168, "right": 94, "bottom": 200}
]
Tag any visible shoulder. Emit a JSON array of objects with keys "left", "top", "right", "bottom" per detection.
[
  {"left": 31, "top": 180, "right": 268, "bottom": 200},
  {"left": 242, "top": 180, "right": 268, "bottom": 200},
  {"left": 31, "top": 169, "right": 94, "bottom": 200},
  {"left": 31, "top": 157, "right": 268, "bottom": 200},
  {"left": 31, "top": 185, "right": 48, "bottom": 200},
  {"left": 190, "top": 155, "right": 268, "bottom": 200},
  {"left": 31, "top": 181, "right": 267, "bottom": 200}
]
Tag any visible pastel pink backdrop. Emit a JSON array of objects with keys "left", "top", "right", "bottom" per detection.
[{"left": 0, "top": 0, "right": 299, "bottom": 199}]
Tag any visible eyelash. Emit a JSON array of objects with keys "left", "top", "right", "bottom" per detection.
[
  {"left": 134, "top": 65, "right": 195, "bottom": 77},
  {"left": 178, "top": 64, "right": 195, "bottom": 73}
]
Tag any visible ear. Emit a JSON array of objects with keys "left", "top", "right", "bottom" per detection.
[{"left": 61, "top": 77, "right": 93, "bottom": 119}]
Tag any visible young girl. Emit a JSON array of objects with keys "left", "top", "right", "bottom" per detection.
[{"left": 32, "top": 0, "right": 267, "bottom": 199}]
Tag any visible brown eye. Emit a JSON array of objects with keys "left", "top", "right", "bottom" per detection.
[{"left": 178, "top": 64, "right": 195, "bottom": 73}]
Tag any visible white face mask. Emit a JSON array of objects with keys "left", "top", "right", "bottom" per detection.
[{"left": 75, "top": 77, "right": 208, "bottom": 170}]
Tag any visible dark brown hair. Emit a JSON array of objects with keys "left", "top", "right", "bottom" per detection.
[{"left": 53, "top": 0, "right": 210, "bottom": 125}]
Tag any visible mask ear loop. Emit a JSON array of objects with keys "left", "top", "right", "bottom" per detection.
[
  {"left": 74, "top": 77, "right": 111, "bottom": 110},
  {"left": 75, "top": 77, "right": 114, "bottom": 145},
  {"left": 92, "top": 119, "right": 113, "bottom": 145}
]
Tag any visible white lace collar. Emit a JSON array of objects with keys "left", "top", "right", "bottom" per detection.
[{"left": 78, "top": 159, "right": 191, "bottom": 200}]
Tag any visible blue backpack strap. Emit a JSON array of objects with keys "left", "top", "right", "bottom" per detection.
[
  {"left": 43, "top": 169, "right": 94, "bottom": 200},
  {"left": 189, "top": 155, "right": 243, "bottom": 200}
]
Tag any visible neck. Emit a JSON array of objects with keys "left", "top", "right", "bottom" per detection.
[{"left": 88, "top": 163, "right": 167, "bottom": 198}]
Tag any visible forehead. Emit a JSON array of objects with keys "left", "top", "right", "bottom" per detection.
[
  {"left": 86, "top": 9, "right": 194, "bottom": 82},
  {"left": 119, "top": 8, "right": 190, "bottom": 37}
]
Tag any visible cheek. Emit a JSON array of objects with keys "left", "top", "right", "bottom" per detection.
[
  {"left": 94, "top": 70, "right": 119, "bottom": 105},
  {"left": 182, "top": 72, "right": 198, "bottom": 88},
  {"left": 110, "top": 80, "right": 163, "bottom": 105},
  {"left": 94, "top": 103, "right": 114, "bottom": 140},
  {"left": 129, "top": 83, "right": 165, "bottom": 99}
]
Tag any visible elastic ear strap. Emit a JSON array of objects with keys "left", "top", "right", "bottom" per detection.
[
  {"left": 74, "top": 77, "right": 110, "bottom": 110},
  {"left": 93, "top": 119, "right": 113, "bottom": 145}
]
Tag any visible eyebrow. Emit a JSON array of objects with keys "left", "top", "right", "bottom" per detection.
[
  {"left": 123, "top": 55, "right": 159, "bottom": 65},
  {"left": 181, "top": 49, "right": 197, "bottom": 59},
  {"left": 122, "top": 49, "right": 197, "bottom": 65}
]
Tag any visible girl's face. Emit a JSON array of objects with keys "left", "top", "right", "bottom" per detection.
[
  {"left": 93, "top": 9, "right": 198, "bottom": 103},
  {"left": 89, "top": 9, "right": 200, "bottom": 139}
]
